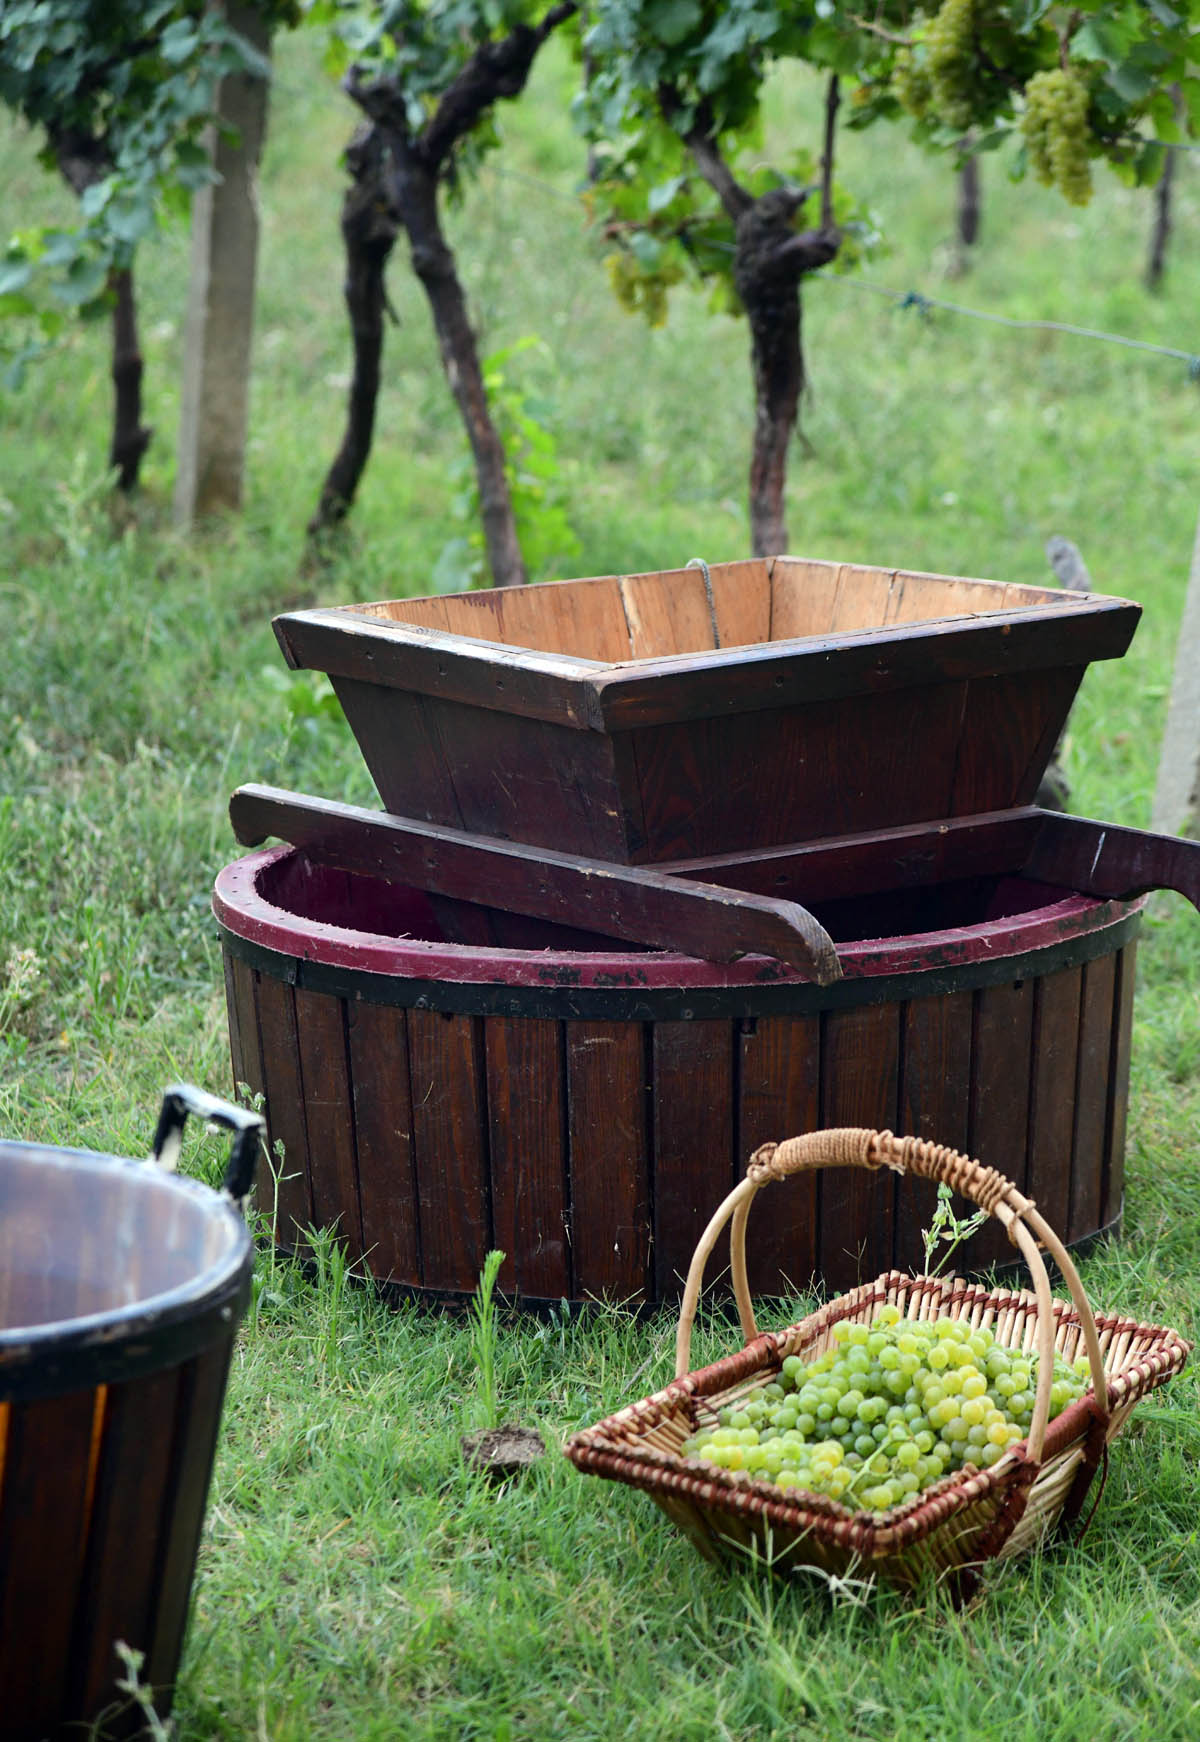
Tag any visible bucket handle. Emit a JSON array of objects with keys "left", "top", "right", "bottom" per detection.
[
  {"left": 150, "top": 1084, "right": 265, "bottom": 1210},
  {"left": 674, "top": 1127, "right": 1110, "bottom": 1465}
]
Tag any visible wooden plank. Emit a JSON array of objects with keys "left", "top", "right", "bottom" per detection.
[
  {"left": 1025, "top": 966, "right": 1083, "bottom": 1241},
  {"left": 486, "top": 1017, "right": 569, "bottom": 1300},
  {"left": 275, "top": 607, "right": 601, "bottom": 728},
  {"left": 144, "top": 1342, "right": 236, "bottom": 1703},
  {"left": 407, "top": 1008, "right": 490, "bottom": 1293},
  {"left": 1068, "top": 953, "right": 1116, "bottom": 1244},
  {"left": 253, "top": 973, "right": 314, "bottom": 1252},
  {"left": 377, "top": 576, "right": 634, "bottom": 662},
  {"left": 293, "top": 987, "right": 364, "bottom": 1259},
  {"left": 223, "top": 951, "right": 264, "bottom": 1108},
  {"left": 618, "top": 567, "right": 719, "bottom": 659},
  {"left": 588, "top": 597, "right": 1140, "bottom": 731},
  {"left": 625, "top": 684, "right": 969, "bottom": 859},
  {"left": 736, "top": 1015, "right": 820, "bottom": 1297},
  {"left": 707, "top": 559, "right": 772, "bottom": 650},
  {"left": 949, "top": 667, "right": 1083, "bottom": 815},
  {"left": 827, "top": 563, "right": 898, "bottom": 633},
  {"left": 566, "top": 1021, "right": 652, "bottom": 1304},
  {"left": 651, "top": 1021, "right": 735, "bottom": 1302},
  {"left": 768, "top": 558, "right": 843, "bottom": 641},
  {"left": 70, "top": 1366, "right": 182, "bottom": 1725},
  {"left": 346, "top": 1000, "right": 421, "bottom": 1287},
  {"left": 893, "top": 992, "right": 973, "bottom": 1274},
  {"left": 365, "top": 596, "right": 454, "bottom": 631},
  {"left": 0, "top": 1387, "right": 97, "bottom": 1739},
  {"left": 229, "top": 785, "right": 841, "bottom": 982},
  {"left": 817, "top": 1003, "right": 900, "bottom": 1293},
  {"left": 967, "top": 980, "right": 1035, "bottom": 1269},
  {"left": 1102, "top": 942, "right": 1138, "bottom": 1231}
]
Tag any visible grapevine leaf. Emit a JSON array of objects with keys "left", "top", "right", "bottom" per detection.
[
  {"left": 646, "top": 0, "right": 703, "bottom": 48},
  {"left": 647, "top": 173, "right": 685, "bottom": 212}
]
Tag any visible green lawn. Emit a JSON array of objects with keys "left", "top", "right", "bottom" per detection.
[{"left": 2, "top": 30, "right": 1199, "bottom": 1741}]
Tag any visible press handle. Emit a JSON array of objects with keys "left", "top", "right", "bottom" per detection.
[
  {"left": 674, "top": 1127, "right": 1109, "bottom": 1464},
  {"left": 150, "top": 1083, "right": 265, "bottom": 1210}
]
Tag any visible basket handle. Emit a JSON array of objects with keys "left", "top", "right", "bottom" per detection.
[
  {"left": 150, "top": 1083, "right": 265, "bottom": 1210},
  {"left": 674, "top": 1127, "right": 1109, "bottom": 1463}
]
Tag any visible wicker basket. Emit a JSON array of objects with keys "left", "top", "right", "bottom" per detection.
[{"left": 564, "top": 1129, "right": 1191, "bottom": 1601}]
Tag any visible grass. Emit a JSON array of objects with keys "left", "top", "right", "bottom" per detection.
[{"left": 2, "top": 28, "right": 1200, "bottom": 1740}]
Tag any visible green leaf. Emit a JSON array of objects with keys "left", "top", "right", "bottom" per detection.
[
  {"left": 646, "top": 0, "right": 703, "bottom": 48},
  {"left": 0, "top": 258, "right": 32, "bottom": 296},
  {"left": 1106, "top": 60, "right": 1154, "bottom": 102},
  {"left": 629, "top": 229, "right": 663, "bottom": 269},
  {"left": 647, "top": 174, "right": 685, "bottom": 213}
]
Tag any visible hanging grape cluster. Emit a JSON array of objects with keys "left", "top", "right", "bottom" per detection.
[
  {"left": 1021, "top": 68, "right": 1094, "bottom": 206},
  {"left": 681, "top": 1303, "right": 1092, "bottom": 1517},
  {"left": 925, "top": 0, "right": 986, "bottom": 130}
]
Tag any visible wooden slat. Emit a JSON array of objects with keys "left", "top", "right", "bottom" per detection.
[
  {"left": 625, "top": 684, "right": 969, "bottom": 859},
  {"left": 827, "top": 563, "right": 899, "bottom": 633},
  {"left": 618, "top": 567, "right": 718, "bottom": 659},
  {"left": 223, "top": 951, "right": 264, "bottom": 1109},
  {"left": 967, "top": 980, "right": 1035, "bottom": 1269},
  {"left": 0, "top": 1387, "right": 97, "bottom": 1739},
  {"left": 1068, "top": 953, "right": 1116, "bottom": 1243},
  {"left": 707, "top": 560, "right": 772, "bottom": 649},
  {"left": 486, "top": 1016, "right": 569, "bottom": 1300},
  {"left": 253, "top": 973, "right": 314, "bottom": 1252},
  {"left": 70, "top": 1365, "right": 182, "bottom": 1726},
  {"left": 1025, "top": 966, "right": 1083, "bottom": 1240},
  {"left": 950, "top": 666, "right": 1083, "bottom": 815},
  {"left": 366, "top": 596, "right": 454, "bottom": 631},
  {"left": 885, "top": 571, "right": 1055, "bottom": 625},
  {"left": 1102, "top": 942, "right": 1138, "bottom": 1230},
  {"left": 652, "top": 1021, "right": 734, "bottom": 1302},
  {"left": 346, "top": 1001, "right": 421, "bottom": 1287},
  {"left": 894, "top": 992, "right": 973, "bottom": 1273},
  {"left": 293, "top": 987, "right": 363, "bottom": 1259},
  {"left": 768, "top": 558, "right": 844, "bottom": 641},
  {"left": 817, "top": 1003, "right": 900, "bottom": 1293},
  {"left": 144, "top": 1342, "right": 236, "bottom": 1702},
  {"left": 407, "top": 1008, "right": 490, "bottom": 1293},
  {"left": 566, "top": 1021, "right": 651, "bottom": 1304},
  {"left": 737, "top": 1015, "right": 820, "bottom": 1297}
]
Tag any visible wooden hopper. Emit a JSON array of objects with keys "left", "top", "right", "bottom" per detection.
[{"left": 273, "top": 558, "right": 1140, "bottom": 864}]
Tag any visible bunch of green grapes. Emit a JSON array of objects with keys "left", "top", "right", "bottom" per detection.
[
  {"left": 603, "top": 247, "right": 677, "bottom": 328},
  {"left": 892, "top": 46, "right": 934, "bottom": 122},
  {"left": 925, "top": 0, "right": 988, "bottom": 131},
  {"left": 1022, "top": 69, "right": 1093, "bottom": 205},
  {"left": 681, "top": 1303, "right": 1092, "bottom": 1517}
]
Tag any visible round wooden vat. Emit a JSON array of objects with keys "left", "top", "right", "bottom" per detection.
[
  {"left": 0, "top": 1141, "right": 253, "bottom": 1741},
  {"left": 215, "top": 848, "right": 1141, "bottom": 1308}
]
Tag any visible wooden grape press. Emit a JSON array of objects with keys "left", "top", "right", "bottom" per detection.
[{"left": 216, "top": 557, "right": 1200, "bottom": 1305}]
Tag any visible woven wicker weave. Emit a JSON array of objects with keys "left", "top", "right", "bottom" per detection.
[{"left": 565, "top": 1129, "right": 1191, "bottom": 1600}]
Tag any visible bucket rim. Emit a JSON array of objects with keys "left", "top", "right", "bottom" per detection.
[{"left": 0, "top": 1142, "right": 254, "bottom": 1402}]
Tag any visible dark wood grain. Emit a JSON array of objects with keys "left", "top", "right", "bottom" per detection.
[
  {"left": 144, "top": 1343, "right": 236, "bottom": 1706},
  {"left": 347, "top": 1000, "right": 421, "bottom": 1287},
  {"left": 70, "top": 1365, "right": 182, "bottom": 1728},
  {"left": 0, "top": 1387, "right": 98, "bottom": 1740},
  {"left": 967, "top": 980, "right": 1035, "bottom": 1269},
  {"left": 1068, "top": 954, "right": 1116, "bottom": 1243},
  {"left": 950, "top": 667, "right": 1083, "bottom": 815},
  {"left": 485, "top": 1017, "right": 569, "bottom": 1300},
  {"left": 229, "top": 784, "right": 842, "bottom": 981},
  {"left": 1103, "top": 943, "right": 1138, "bottom": 1230},
  {"left": 407, "top": 1007, "right": 490, "bottom": 1292},
  {"left": 818, "top": 1003, "right": 900, "bottom": 1292},
  {"left": 894, "top": 992, "right": 973, "bottom": 1273},
  {"left": 736, "top": 1015, "right": 820, "bottom": 1296},
  {"left": 223, "top": 952, "right": 264, "bottom": 1112},
  {"left": 252, "top": 973, "right": 314, "bottom": 1251},
  {"left": 1025, "top": 967, "right": 1083, "bottom": 1239},
  {"left": 651, "top": 1021, "right": 735, "bottom": 1302},
  {"left": 565, "top": 1021, "right": 652, "bottom": 1304},
  {"left": 293, "top": 987, "right": 363, "bottom": 1258}
]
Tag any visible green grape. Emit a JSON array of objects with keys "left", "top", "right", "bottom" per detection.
[
  {"left": 681, "top": 1305, "right": 1090, "bottom": 1515},
  {"left": 893, "top": 45, "right": 934, "bottom": 121},
  {"left": 1022, "top": 68, "right": 1093, "bottom": 206},
  {"left": 926, "top": 0, "right": 982, "bottom": 131}
]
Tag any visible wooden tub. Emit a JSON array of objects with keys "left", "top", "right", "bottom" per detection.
[{"left": 216, "top": 846, "right": 1140, "bottom": 1307}]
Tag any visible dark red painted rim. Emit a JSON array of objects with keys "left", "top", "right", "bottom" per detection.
[{"left": 213, "top": 845, "right": 1142, "bottom": 993}]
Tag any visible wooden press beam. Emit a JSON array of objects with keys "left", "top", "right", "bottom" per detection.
[{"left": 229, "top": 785, "right": 844, "bottom": 984}]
